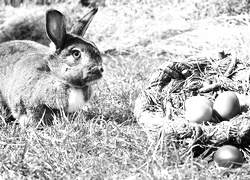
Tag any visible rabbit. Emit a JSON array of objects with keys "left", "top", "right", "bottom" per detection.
[{"left": 0, "top": 8, "right": 103, "bottom": 127}]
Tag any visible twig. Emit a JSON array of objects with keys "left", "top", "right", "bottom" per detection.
[
  {"left": 198, "top": 83, "right": 221, "bottom": 93},
  {"left": 224, "top": 55, "right": 237, "bottom": 77}
]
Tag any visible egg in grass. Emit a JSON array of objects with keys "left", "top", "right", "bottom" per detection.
[{"left": 214, "top": 145, "right": 244, "bottom": 168}]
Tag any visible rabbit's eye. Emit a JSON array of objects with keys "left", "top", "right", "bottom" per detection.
[{"left": 71, "top": 49, "right": 81, "bottom": 60}]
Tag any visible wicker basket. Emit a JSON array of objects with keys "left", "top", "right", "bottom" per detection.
[{"left": 134, "top": 52, "right": 250, "bottom": 157}]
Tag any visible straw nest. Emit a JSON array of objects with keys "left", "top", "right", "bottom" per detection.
[{"left": 134, "top": 51, "right": 250, "bottom": 157}]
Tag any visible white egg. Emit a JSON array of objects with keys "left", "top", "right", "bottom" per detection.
[{"left": 185, "top": 96, "right": 213, "bottom": 124}]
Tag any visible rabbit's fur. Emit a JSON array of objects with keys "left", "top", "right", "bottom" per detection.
[{"left": 0, "top": 8, "right": 103, "bottom": 127}]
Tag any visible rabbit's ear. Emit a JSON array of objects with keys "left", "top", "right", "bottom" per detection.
[
  {"left": 46, "top": 9, "right": 66, "bottom": 51},
  {"left": 70, "top": 8, "right": 98, "bottom": 36}
]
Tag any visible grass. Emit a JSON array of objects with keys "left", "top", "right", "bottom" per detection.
[{"left": 1, "top": 0, "right": 250, "bottom": 179}]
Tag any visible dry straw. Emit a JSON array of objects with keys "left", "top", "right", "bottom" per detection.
[{"left": 134, "top": 52, "right": 250, "bottom": 157}]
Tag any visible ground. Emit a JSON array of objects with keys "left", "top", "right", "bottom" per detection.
[{"left": 0, "top": 0, "right": 250, "bottom": 179}]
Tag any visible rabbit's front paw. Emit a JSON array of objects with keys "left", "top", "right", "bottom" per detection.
[
  {"left": 18, "top": 115, "right": 33, "bottom": 128},
  {"left": 68, "top": 88, "right": 90, "bottom": 113}
]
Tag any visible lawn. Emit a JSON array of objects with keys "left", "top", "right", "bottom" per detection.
[{"left": 1, "top": 0, "right": 250, "bottom": 179}]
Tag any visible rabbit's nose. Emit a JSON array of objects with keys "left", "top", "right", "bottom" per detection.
[{"left": 99, "top": 67, "right": 104, "bottom": 73}]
